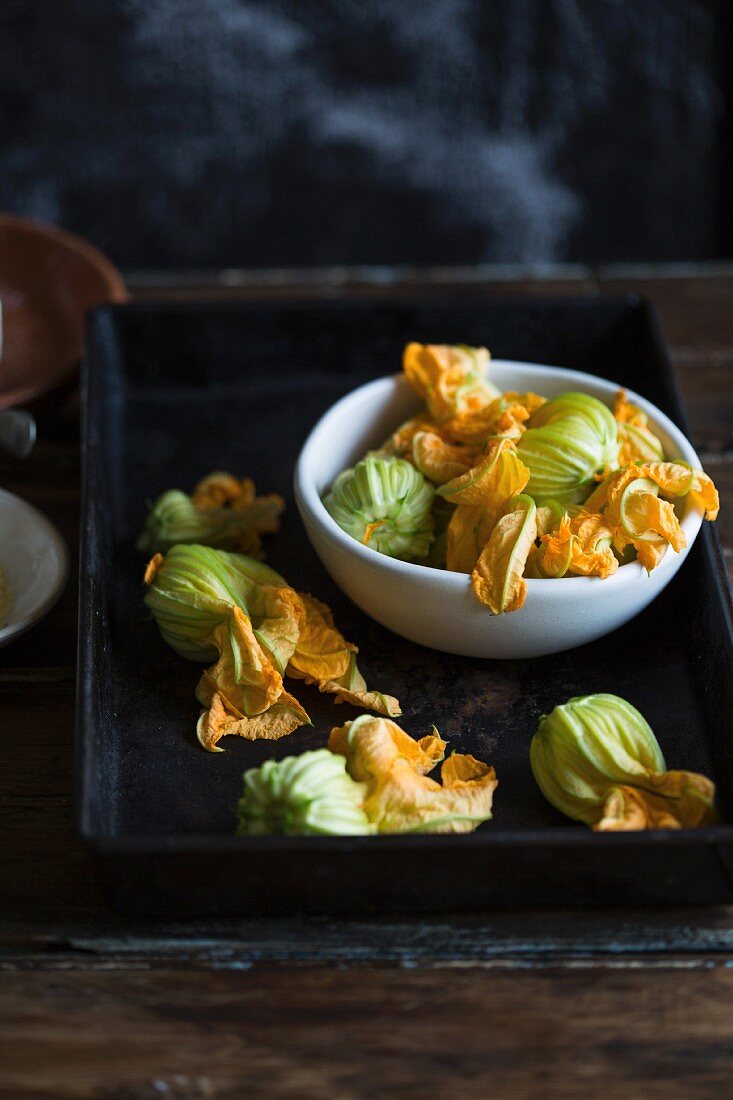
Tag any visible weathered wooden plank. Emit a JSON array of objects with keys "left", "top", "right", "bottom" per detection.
[
  {"left": 674, "top": 354, "right": 733, "bottom": 451},
  {"left": 0, "top": 966, "right": 732, "bottom": 1098},
  {"left": 1, "top": 904, "right": 733, "bottom": 968}
]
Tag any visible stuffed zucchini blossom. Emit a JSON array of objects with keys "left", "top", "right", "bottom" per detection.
[{"left": 530, "top": 693, "right": 716, "bottom": 831}]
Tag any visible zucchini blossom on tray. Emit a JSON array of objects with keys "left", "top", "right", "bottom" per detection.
[
  {"left": 137, "top": 471, "right": 284, "bottom": 557},
  {"left": 144, "top": 545, "right": 399, "bottom": 752},
  {"left": 530, "top": 694, "right": 716, "bottom": 831},
  {"left": 237, "top": 749, "right": 372, "bottom": 836},
  {"left": 236, "top": 716, "right": 498, "bottom": 836}
]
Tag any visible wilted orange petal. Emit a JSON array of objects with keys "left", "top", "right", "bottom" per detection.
[
  {"left": 412, "top": 431, "right": 477, "bottom": 484},
  {"left": 614, "top": 389, "right": 647, "bottom": 427},
  {"left": 639, "top": 462, "right": 693, "bottom": 498},
  {"left": 388, "top": 415, "right": 439, "bottom": 456},
  {"left": 438, "top": 439, "right": 529, "bottom": 506},
  {"left": 329, "top": 716, "right": 445, "bottom": 780},
  {"left": 196, "top": 605, "right": 283, "bottom": 718},
  {"left": 196, "top": 690, "right": 311, "bottom": 753},
  {"left": 317, "top": 653, "right": 401, "bottom": 716},
  {"left": 595, "top": 771, "right": 716, "bottom": 832},
  {"left": 471, "top": 498, "right": 537, "bottom": 613},
  {"left": 634, "top": 539, "right": 668, "bottom": 572},
  {"left": 251, "top": 585, "right": 306, "bottom": 674},
  {"left": 286, "top": 592, "right": 355, "bottom": 684},
  {"left": 322, "top": 681, "right": 402, "bottom": 716},
  {"left": 441, "top": 399, "right": 505, "bottom": 444},
  {"left": 691, "top": 470, "right": 720, "bottom": 521},
  {"left": 644, "top": 496, "right": 687, "bottom": 551},
  {"left": 446, "top": 504, "right": 497, "bottom": 573},
  {"left": 565, "top": 513, "right": 619, "bottom": 578},
  {"left": 536, "top": 516, "right": 573, "bottom": 577},
  {"left": 503, "top": 391, "right": 546, "bottom": 416},
  {"left": 441, "top": 753, "right": 497, "bottom": 788},
  {"left": 496, "top": 402, "right": 531, "bottom": 436},
  {"left": 192, "top": 471, "right": 255, "bottom": 510},
  {"left": 403, "top": 343, "right": 494, "bottom": 421},
  {"left": 143, "top": 553, "right": 164, "bottom": 585},
  {"left": 602, "top": 465, "right": 645, "bottom": 526},
  {"left": 329, "top": 716, "right": 496, "bottom": 834},
  {"left": 621, "top": 491, "right": 686, "bottom": 553}
]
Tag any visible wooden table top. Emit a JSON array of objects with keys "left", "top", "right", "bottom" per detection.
[{"left": 1, "top": 266, "right": 732, "bottom": 1098}]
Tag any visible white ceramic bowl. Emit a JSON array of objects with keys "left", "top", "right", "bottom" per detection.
[
  {"left": 294, "top": 361, "right": 704, "bottom": 658},
  {"left": 0, "top": 488, "right": 69, "bottom": 649}
]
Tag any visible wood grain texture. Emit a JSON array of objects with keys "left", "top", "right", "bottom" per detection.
[
  {"left": 1, "top": 966, "right": 732, "bottom": 1099},
  {"left": 1, "top": 268, "right": 732, "bottom": 1096}
]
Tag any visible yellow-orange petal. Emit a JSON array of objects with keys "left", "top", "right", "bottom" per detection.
[
  {"left": 565, "top": 513, "right": 619, "bottom": 578},
  {"left": 633, "top": 539, "right": 668, "bottom": 573},
  {"left": 412, "top": 431, "right": 478, "bottom": 484},
  {"left": 536, "top": 516, "right": 573, "bottom": 578},
  {"left": 286, "top": 592, "right": 355, "bottom": 684},
  {"left": 614, "top": 388, "right": 648, "bottom": 427},
  {"left": 252, "top": 585, "right": 306, "bottom": 674},
  {"left": 196, "top": 690, "right": 311, "bottom": 753},
  {"left": 594, "top": 771, "right": 716, "bottom": 832},
  {"left": 638, "top": 461, "right": 694, "bottom": 498},
  {"left": 328, "top": 715, "right": 445, "bottom": 780},
  {"left": 143, "top": 553, "right": 164, "bottom": 585},
  {"left": 691, "top": 470, "right": 720, "bottom": 521},
  {"left": 196, "top": 605, "right": 283, "bottom": 718},
  {"left": 192, "top": 471, "right": 254, "bottom": 510},
  {"left": 445, "top": 503, "right": 497, "bottom": 573},
  {"left": 438, "top": 438, "right": 529, "bottom": 506},
  {"left": 329, "top": 716, "right": 496, "bottom": 834},
  {"left": 388, "top": 415, "right": 439, "bottom": 456},
  {"left": 503, "top": 391, "right": 547, "bottom": 416},
  {"left": 441, "top": 399, "right": 505, "bottom": 444},
  {"left": 471, "top": 496, "right": 537, "bottom": 613},
  {"left": 603, "top": 465, "right": 646, "bottom": 526},
  {"left": 403, "top": 343, "right": 495, "bottom": 421}
]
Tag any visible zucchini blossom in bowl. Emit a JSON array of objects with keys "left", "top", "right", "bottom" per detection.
[
  {"left": 530, "top": 693, "right": 716, "bottom": 831},
  {"left": 517, "top": 392, "right": 620, "bottom": 504},
  {"left": 324, "top": 455, "right": 435, "bottom": 560}
]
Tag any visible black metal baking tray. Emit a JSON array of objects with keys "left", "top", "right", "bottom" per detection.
[{"left": 76, "top": 296, "right": 733, "bottom": 916}]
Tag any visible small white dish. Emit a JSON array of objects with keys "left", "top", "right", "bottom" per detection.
[
  {"left": 294, "top": 360, "right": 705, "bottom": 659},
  {"left": 0, "top": 488, "right": 69, "bottom": 649}
]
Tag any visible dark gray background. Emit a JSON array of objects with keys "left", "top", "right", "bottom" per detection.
[{"left": 0, "top": 0, "right": 728, "bottom": 269}]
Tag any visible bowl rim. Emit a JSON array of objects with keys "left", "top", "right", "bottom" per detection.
[
  {"left": 294, "top": 359, "right": 705, "bottom": 599},
  {"left": 0, "top": 487, "right": 69, "bottom": 647}
]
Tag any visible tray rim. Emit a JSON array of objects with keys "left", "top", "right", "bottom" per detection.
[{"left": 75, "top": 294, "right": 733, "bottom": 858}]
